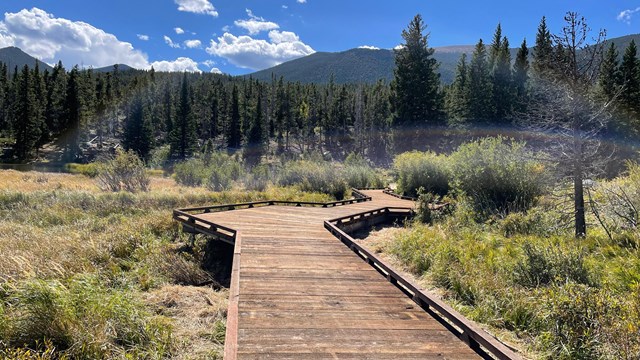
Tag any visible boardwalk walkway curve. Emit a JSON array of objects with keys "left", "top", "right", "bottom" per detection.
[{"left": 173, "top": 189, "right": 521, "bottom": 360}]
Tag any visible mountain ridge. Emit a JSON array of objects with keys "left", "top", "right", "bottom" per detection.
[{"left": 249, "top": 33, "right": 640, "bottom": 85}]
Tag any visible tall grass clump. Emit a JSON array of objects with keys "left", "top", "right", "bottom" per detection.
[
  {"left": 342, "top": 153, "right": 386, "bottom": 189},
  {"left": 0, "top": 275, "right": 172, "bottom": 358},
  {"left": 96, "top": 149, "right": 150, "bottom": 192},
  {"left": 65, "top": 162, "right": 99, "bottom": 177},
  {"left": 393, "top": 151, "right": 451, "bottom": 197},
  {"left": 450, "top": 137, "right": 547, "bottom": 217},
  {"left": 173, "top": 151, "right": 244, "bottom": 191},
  {"left": 278, "top": 160, "right": 348, "bottom": 200}
]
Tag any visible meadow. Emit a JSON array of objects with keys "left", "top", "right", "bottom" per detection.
[
  {"left": 0, "top": 165, "right": 333, "bottom": 359},
  {"left": 1, "top": 140, "right": 639, "bottom": 359}
]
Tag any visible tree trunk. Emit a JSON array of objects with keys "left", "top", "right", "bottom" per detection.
[{"left": 574, "top": 136, "right": 586, "bottom": 238}]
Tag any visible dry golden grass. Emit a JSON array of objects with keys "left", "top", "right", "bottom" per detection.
[
  {"left": 144, "top": 285, "right": 228, "bottom": 359},
  {"left": 0, "top": 169, "right": 332, "bottom": 358}
]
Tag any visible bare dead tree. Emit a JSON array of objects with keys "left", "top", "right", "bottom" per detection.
[{"left": 520, "top": 12, "right": 614, "bottom": 238}]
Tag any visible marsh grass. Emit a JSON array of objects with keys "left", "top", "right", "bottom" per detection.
[
  {"left": 383, "top": 194, "right": 640, "bottom": 358},
  {"left": 0, "top": 169, "right": 331, "bottom": 358}
]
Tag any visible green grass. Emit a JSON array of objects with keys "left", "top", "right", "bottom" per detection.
[{"left": 383, "top": 197, "right": 640, "bottom": 359}]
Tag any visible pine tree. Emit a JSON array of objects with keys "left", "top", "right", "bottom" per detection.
[
  {"left": 446, "top": 54, "right": 469, "bottom": 123},
  {"left": 466, "top": 39, "right": 493, "bottom": 122},
  {"left": 45, "top": 61, "right": 67, "bottom": 135},
  {"left": 532, "top": 16, "right": 554, "bottom": 75},
  {"left": 0, "top": 63, "right": 8, "bottom": 136},
  {"left": 32, "top": 62, "right": 47, "bottom": 149},
  {"left": 597, "top": 43, "right": 619, "bottom": 103},
  {"left": 368, "top": 80, "right": 391, "bottom": 164},
  {"left": 12, "top": 65, "right": 41, "bottom": 160},
  {"left": 489, "top": 24, "right": 513, "bottom": 122},
  {"left": 226, "top": 84, "right": 242, "bottom": 149},
  {"left": 169, "top": 73, "right": 197, "bottom": 159},
  {"left": 123, "top": 91, "right": 153, "bottom": 159},
  {"left": 64, "top": 66, "right": 83, "bottom": 161},
  {"left": 390, "top": 14, "right": 443, "bottom": 127},
  {"left": 245, "top": 92, "right": 265, "bottom": 165},
  {"left": 619, "top": 40, "right": 640, "bottom": 129},
  {"left": 513, "top": 39, "right": 530, "bottom": 112}
]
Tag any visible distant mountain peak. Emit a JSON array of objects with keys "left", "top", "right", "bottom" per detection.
[{"left": 0, "top": 46, "right": 52, "bottom": 72}]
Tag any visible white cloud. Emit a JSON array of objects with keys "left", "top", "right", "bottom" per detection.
[
  {"left": 164, "top": 35, "right": 181, "bottom": 48},
  {"left": 184, "top": 39, "right": 202, "bottom": 48},
  {"left": 210, "top": 67, "right": 222, "bottom": 74},
  {"left": 234, "top": 9, "right": 279, "bottom": 35},
  {"left": 393, "top": 44, "right": 405, "bottom": 50},
  {"left": 282, "top": 5, "right": 288, "bottom": 9},
  {"left": 201, "top": 59, "right": 216, "bottom": 67},
  {"left": 297, "top": 0, "right": 307, "bottom": 3},
  {"left": 175, "top": 0, "right": 218, "bottom": 17},
  {"left": 151, "top": 57, "right": 201, "bottom": 72},
  {"left": 0, "top": 8, "right": 149, "bottom": 68},
  {"left": 222, "top": 25, "right": 230, "bottom": 32},
  {"left": 206, "top": 30, "right": 314, "bottom": 70},
  {"left": 174, "top": 27, "right": 185, "bottom": 34},
  {"left": 137, "top": 34, "right": 149, "bottom": 41},
  {"left": 617, "top": 7, "right": 640, "bottom": 24},
  {"left": 358, "top": 45, "right": 380, "bottom": 50}
]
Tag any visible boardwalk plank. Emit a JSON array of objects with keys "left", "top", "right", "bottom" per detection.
[{"left": 188, "top": 190, "right": 483, "bottom": 359}]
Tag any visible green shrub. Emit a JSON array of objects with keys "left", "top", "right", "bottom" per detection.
[
  {"left": 206, "top": 159, "right": 243, "bottom": 192},
  {"left": 65, "top": 163, "right": 99, "bottom": 177},
  {"left": 96, "top": 149, "right": 150, "bottom": 192},
  {"left": 450, "top": 137, "right": 547, "bottom": 217},
  {"left": 393, "top": 151, "right": 451, "bottom": 197},
  {"left": 278, "top": 160, "right": 348, "bottom": 200},
  {"left": 342, "top": 164, "right": 385, "bottom": 189},
  {"left": 415, "top": 189, "right": 436, "bottom": 224},
  {"left": 148, "top": 145, "right": 171, "bottom": 169},
  {"left": 243, "top": 165, "right": 270, "bottom": 191},
  {"left": 174, "top": 159, "right": 208, "bottom": 187},
  {"left": 499, "top": 207, "right": 557, "bottom": 237}
]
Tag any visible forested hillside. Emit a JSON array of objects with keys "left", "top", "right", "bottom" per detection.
[{"left": 0, "top": 15, "right": 638, "bottom": 171}]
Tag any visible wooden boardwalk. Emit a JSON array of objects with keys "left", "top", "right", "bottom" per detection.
[{"left": 174, "top": 190, "right": 520, "bottom": 360}]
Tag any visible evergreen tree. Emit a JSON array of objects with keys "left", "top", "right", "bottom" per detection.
[
  {"left": 245, "top": 92, "right": 265, "bottom": 165},
  {"left": 45, "top": 61, "right": 67, "bottom": 135},
  {"left": 123, "top": 92, "right": 153, "bottom": 159},
  {"left": 513, "top": 39, "right": 530, "bottom": 112},
  {"left": 446, "top": 54, "right": 469, "bottom": 123},
  {"left": 227, "top": 84, "right": 242, "bottom": 149},
  {"left": 532, "top": 16, "right": 554, "bottom": 75},
  {"left": 64, "top": 66, "right": 83, "bottom": 161},
  {"left": 489, "top": 24, "right": 513, "bottom": 121},
  {"left": 32, "top": 62, "right": 47, "bottom": 149},
  {"left": 390, "top": 14, "right": 443, "bottom": 127},
  {"left": 597, "top": 43, "right": 620, "bottom": 103},
  {"left": 12, "top": 65, "right": 41, "bottom": 160},
  {"left": 368, "top": 80, "right": 391, "bottom": 164},
  {"left": 619, "top": 40, "right": 640, "bottom": 129},
  {"left": 169, "top": 73, "right": 197, "bottom": 159},
  {"left": 0, "top": 63, "right": 8, "bottom": 136},
  {"left": 466, "top": 39, "right": 493, "bottom": 122}
]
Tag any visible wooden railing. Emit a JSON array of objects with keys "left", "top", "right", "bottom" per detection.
[
  {"left": 325, "top": 208, "right": 522, "bottom": 360},
  {"left": 173, "top": 188, "right": 374, "bottom": 242}
]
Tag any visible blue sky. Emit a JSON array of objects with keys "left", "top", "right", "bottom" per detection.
[{"left": 0, "top": 0, "right": 638, "bottom": 75}]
